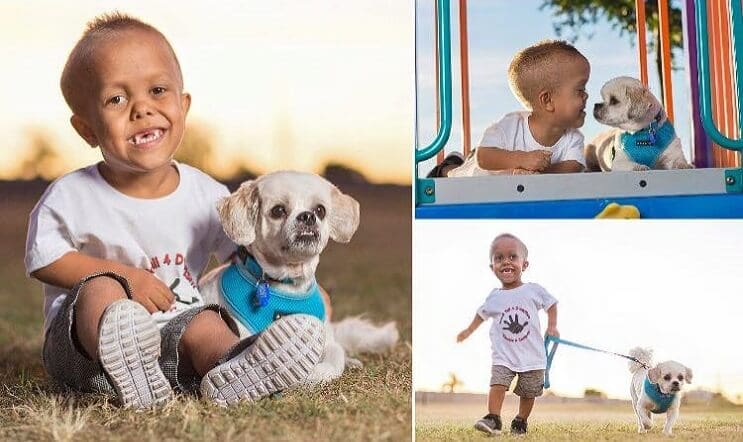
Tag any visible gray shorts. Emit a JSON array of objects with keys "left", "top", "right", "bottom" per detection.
[
  {"left": 42, "top": 272, "right": 239, "bottom": 395},
  {"left": 490, "top": 365, "right": 545, "bottom": 398}
]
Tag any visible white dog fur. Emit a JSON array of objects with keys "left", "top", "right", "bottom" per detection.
[
  {"left": 201, "top": 171, "right": 398, "bottom": 384},
  {"left": 586, "top": 76, "right": 693, "bottom": 171},
  {"left": 628, "top": 347, "right": 693, "bottom": 436}
]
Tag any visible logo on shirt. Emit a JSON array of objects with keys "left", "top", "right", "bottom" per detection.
[{"left": 499, "top": 306, "right": 531, "bottom": 342}]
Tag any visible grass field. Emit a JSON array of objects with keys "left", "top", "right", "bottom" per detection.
[
  {"left": 0, "top": 180, "right": 411, "bottom": 441},
  {"left": 417, "top": 397, "right": 743, "bottom": 441}
]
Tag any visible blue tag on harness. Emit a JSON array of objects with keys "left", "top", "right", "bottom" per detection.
[{"left": 254, "top": 280, "right": 271, "bottom": 307}]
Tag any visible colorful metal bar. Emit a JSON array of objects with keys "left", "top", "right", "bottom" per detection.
[
  {"left": 459, "top": 0, "right": 471, "bottom": 156},
  {"left": 415, "top": 0, "right": 453, "bottom": 163},
  {"left": 636, "top": 0, "right": 649, "bottom": 86},
  {"left": 695, "top": 0, "right": 743, "bottom": 151},
  {"left": 658, "top": 0, "right": 675, "bottom": 122}
]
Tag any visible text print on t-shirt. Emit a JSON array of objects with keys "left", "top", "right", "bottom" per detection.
[
  {"left": 148, "top": 252, "right": 198, "bottom": 307},
  {"left": 499, "top": 306, "right": 531, "bottom": 342}
]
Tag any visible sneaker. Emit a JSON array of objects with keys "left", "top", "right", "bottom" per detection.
[
  {"left": 426, "top": 151, "right": 465, "bottom": 178},
  {"left": 511, "top": 416, "right": 528, "bottom": 435},
  {"left": 474, "top": 413, "right": 502, "bottom": 435},
  {"left": 97, "top": 299, "right": 173, "bottom": 408},
  {"left": 200, "top": 314, "right": 325, "bottom": 406}
]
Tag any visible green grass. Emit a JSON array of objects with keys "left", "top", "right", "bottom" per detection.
[
  {"left": 417, "top": 400, "right": 743, "bottom": 441},
  {"left": 0, "top": 181, "right": 411, "bottom": 441}
]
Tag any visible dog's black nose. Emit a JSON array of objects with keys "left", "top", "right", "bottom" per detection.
[
  {"left": 672, "top": 380, "right": 679, "bottom": 386},
  {"left": 297, "top": 211, "right": 316, "bottom": 226},
  {"left": 594, "top": 103, "right": 602, "bottom": 112}
]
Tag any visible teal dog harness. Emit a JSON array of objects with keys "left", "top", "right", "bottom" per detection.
[
  {"left": 219, "top": 251, "right": 325, "bottom": 335},
  {"left": 617, "top": 116, "right": 676, "bottom": 168},
  {"left": 643, "top": 377, "right": 676, "bottom": 414}
]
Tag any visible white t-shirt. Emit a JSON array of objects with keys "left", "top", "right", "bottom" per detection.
[
  {"left": 25, "top": 162, "right": 236, "bottom": 332},
  {"left": 449, "top": 111, "right": 585, "bottom": 177},
  {"left": 477, "top": 282, "right": 557, "bottom": 371}
]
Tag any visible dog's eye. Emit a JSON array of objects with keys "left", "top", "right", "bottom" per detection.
[
  {"left": 314, "top": 204, "right": 326, "bottom": 220},
  {"left": 609, "top": 96, "right": 618, "bottom": 105},
  {"left": 663, "top": 374, "right": 672, "bottom": 381},
  {"left": 678, "top": 375, "right": 684, "bottom": 381},
  {"left": 270, "top": 205, "right": 287, "bottom": 219}
]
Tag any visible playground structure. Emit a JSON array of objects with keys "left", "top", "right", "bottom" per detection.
[{"left": 415, "top": 0, "right": 743, "bottom": 218}]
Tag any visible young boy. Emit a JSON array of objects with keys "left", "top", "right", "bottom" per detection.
[
  {"left": 430, "top": 40, "right": 589, "bottom": 177},
  {"left": 457, "top": 233, "right": 558, "bottom": 435},
  {"left": 25, "top": 12, "right": 325, "bottom": 408}
]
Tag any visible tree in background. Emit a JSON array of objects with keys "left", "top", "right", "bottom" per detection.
[
  {"left": 540, "top": 0, "right": 683, "bottom": 103},
  {"left": 441, "top": 372, "right": 463, "bottom": 393},
  {"left": 18, "top": 128, "right": 66, "bottom": 180}
]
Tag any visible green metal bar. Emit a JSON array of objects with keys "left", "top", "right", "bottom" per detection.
[
  {"left": 695, "top": 0, "right": 743, "bottom": 151},
  {"left": 415, "top": 0, "right": 453, "bottom": 163}
]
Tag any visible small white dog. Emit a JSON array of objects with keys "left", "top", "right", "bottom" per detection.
[
  {"left": 201, "top": 171, "right": 398, "bottom": 384},
  {"left": 586, "top": 76, "right": 693, "bottom": 171},
  {"left": 628, "top": 347, "right": 693, "bottom": 436}
]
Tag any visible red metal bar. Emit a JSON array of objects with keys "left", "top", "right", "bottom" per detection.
[
  {"left": 658, "top": 0, "right": 675, "bottom": 122},
  {"left": 636, "top": 0, "right": 649, "bottom": 85}
]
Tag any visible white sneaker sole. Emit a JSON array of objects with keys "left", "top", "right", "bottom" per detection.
[
  {"left": 474, "top": 421, "right": 501, "bottom": 435},
  {"left": 201, "top": 314, "right": 325, "bottom": 406},
  {"left": 98, "top": 300, "right": 172, "bottom": 408}
]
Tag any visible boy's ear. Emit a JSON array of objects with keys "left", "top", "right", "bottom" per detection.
[
  {"left": 537, "top": 89, "right": 554, "bottom": 112},
  {"left": 522, "top": 259, "right": 529, "bottom": 271},
  {"left": 181, "top": 92, "right": 191, "bottom": 115},
  {"left": 70, "top": 115, "right": 99, "bottom": 148}
]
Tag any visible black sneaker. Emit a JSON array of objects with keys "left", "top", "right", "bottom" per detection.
[
  {"left": 426, "top": 152, "right": 465, "bottom": 178},
  {"left": 510, "top": 416, "right": 528, "bottom": 435},
  {"left": 474, "top": 413, "right": 502, "bottom": 435}
]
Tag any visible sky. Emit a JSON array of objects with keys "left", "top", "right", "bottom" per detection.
[
  {"left": 0, "top": 0, "right": 413, "bottom": 183},
  {"left": 413, "top": 221, "right": 743, "bottom": 402},
  {"left": 415, "top": 0, "right": 695, "bottom": 175}
]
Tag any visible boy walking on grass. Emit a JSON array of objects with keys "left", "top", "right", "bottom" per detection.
[{"left": 457, "top": 233, "right": 559, "bottom": 435}]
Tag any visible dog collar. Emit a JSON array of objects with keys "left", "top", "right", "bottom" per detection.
[
  {"left": 643, "top": 376, "right": 677, "bottom": 414},
  {"left": 616, "top": 113, "right": 676, "bottom": 168},
  {"left": 219, "top": 258, "right": 325, "bottom": 335}
]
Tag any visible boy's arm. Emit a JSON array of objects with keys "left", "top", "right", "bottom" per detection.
[
  {"left": 543, "top": 160, "right": 584, "bottom": 174},
  {"left": 545, "top": 303, "right": 559, "bottom": 337},
  {"left": 31, "top": 251, "right": 175, "bottom": 313},
  {"left": 476, "top": 147, "right": 551, "bottom": 172},
  {"left": 457, "top": 314, "right": 485, "bottom": 342}
]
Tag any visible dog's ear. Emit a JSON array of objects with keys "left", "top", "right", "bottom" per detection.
[
  {"left": 217, "top": 180, "right": 260, "bottom": 246},
  {"left": 684, "top": 366, "right": 693, "bottom": 384},
  {"left": 627, "top": 87, "right": 653, "bottom": 121},
  {"left": 328, "top": 186, "right": 360, "bottom": 243},
  {"left": 648, "top": 366, "right": 661, "bottom": 383}
]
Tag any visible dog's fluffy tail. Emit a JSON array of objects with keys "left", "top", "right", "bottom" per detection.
[
  {"left": 332, "top": 316, "right": 399, "bottom": 355},
  {"left": 628, "top": 347, "right": 653, "bottom": 374}
]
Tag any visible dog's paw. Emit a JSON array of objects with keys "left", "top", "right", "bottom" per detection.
[
  {"left": 632, "top": 164, "right": 651, "bottom": 171},
  {"left": 345, "top": 357, "right": 363, "bottom": 369},
  {"left": 643, "top": 420, "right": 653, "bottom": 430},
  {"left": 306, "top": 362, "right": 343, "bottom": 384},
  {"left": 674, "top": 161, "right": 694, "bottom": 169}
]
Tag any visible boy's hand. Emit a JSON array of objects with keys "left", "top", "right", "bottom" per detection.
[
  {"left": 457, "top": 328, "right": 472, "bottom": 342},
  {"left": 127, "top": 268, "right": 175, "bottom": 313},
  {"left": 545, "top": 326, "right": 559, "bottom": 338},
  {"left": 519, "top": 150, "right": 551, "bottom": 172}
]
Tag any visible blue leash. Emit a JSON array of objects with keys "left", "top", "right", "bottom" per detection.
[{"left": 543, "top": 335, "right": 650, "bottom": 389}]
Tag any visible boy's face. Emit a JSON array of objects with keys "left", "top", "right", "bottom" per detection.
[
  {"left": 490, "top": 237, "right": 528, "bottom": 288},
  {"left": 551, "top": 55, "right": 590, "bottom": 129},
  {"left": 70, "top": 28, "right": 190, "bottom": 176}
]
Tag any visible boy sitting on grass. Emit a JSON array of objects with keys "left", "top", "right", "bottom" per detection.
[
  {"left": 429, "top": 40, "right": 589, "bottom": 177},
  {"left": 25, "top": 12, "right": 325, "bottom": 408}
]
